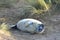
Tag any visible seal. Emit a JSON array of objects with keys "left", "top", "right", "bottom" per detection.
[{"left": 12, "top": 19, "right": 45, "bottom": 34}]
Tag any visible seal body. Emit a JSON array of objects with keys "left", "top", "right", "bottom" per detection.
[{"left": 16, "top": 19, "right": 44, "bottom": 33}]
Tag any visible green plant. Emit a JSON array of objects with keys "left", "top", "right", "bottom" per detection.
[
  {"left": 27, "top": 0, "right": 51, "bottom": 10},
  {"left": 26, "top": 0, "right": 52, "bottom": 14}
]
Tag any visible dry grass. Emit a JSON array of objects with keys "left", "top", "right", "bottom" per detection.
[{"left": 0, "top": 23, "right": 16, "bottom": 40}]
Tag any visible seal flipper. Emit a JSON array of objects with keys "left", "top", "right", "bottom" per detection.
[{"left": 11, "top": 25, "right": 18, "bottom": 29}]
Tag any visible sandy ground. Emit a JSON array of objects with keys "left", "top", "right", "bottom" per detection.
[
  {"left": 10, "top": 14, "right": 60, "bottom": 40},
  {"left": 0, "top": 0, "right": 60, "bottom": 40},
  {"left": 0, "top": 12, "right": 60, "bottom": 40}
]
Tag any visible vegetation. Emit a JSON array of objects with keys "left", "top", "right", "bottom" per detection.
[
  {"left": 26, "top": 0, "right": 60, "bottom": 14},
  {"left": 0, "top": 0, "right": 60, "bottom": 13},
  {"left": 0, "top": 23, "right": 9, "bottom": 30}
]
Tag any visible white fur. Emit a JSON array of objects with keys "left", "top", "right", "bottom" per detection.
[{"left": 17, "top": 19, "right": 44, "bottom": 33}]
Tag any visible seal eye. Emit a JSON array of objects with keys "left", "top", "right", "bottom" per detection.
[{"left": 38, "top": 24, "right": 44, "bottom": 32}]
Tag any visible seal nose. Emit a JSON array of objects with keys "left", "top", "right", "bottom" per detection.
[{"left": 38, "top": 24, "right": 44, "bottom": 32}]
